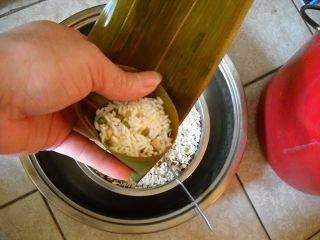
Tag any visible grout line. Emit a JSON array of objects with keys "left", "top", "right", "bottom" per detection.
[
  {"left": 0, "top": 0, "right": 47, "bottom": 19},
  {"left": 236, "top": 174, "right": 272, "bottom": 240},
  {"left": 244, "top": 66, "right": 281, "bottom": 88},
  {"left": 0, "top": 189, "right": 37, "bottom": 209},
  {"left": 290, "top": 0, "right": 314, "bottom": 34},
  {"left": 41, "top": 196, "right": 67, "bottom": 240},
  {"left": 306, "top": 229, "right": 320, "bottom": 240}
]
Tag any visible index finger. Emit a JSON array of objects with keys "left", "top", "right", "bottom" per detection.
[{"left": 51, "top": 131, "right": 132, "bottom": 180}]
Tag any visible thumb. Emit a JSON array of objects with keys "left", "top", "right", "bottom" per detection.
[{"left": 94, "top": 59, "right": 162, "bottom": 101}]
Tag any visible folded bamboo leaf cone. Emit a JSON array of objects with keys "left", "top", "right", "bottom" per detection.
[{"left": 76, "top": 83, "right": 179, "bottom": 182}]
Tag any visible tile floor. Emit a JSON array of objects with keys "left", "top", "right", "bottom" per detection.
[{"left": 0, "top": 0, "right": 319, "bottom": 239}]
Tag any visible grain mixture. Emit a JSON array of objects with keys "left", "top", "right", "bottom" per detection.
[
  {"left": 94, "top": 97, "right": 172, "bottom": 157},
  {"left": 94, "top": 106, "right": 201, "bottom": 188}
]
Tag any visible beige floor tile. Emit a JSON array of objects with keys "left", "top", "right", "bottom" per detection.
[
  {"left": 0, "top": 155, "right": 35, "bottom": 206},
  {"left": 0, "top": 191, "right": 63, "bottom": 240},
  {"left": 228, "top": 0, "right": 311, "bottom": 84},
  {"left": 291, "top": 0, "right": 320, "bottom": 33},
  {"left": 50, "top": 177, "right": 268, "bottom": 240},
  {"left": 0, "top": 0, "right": 106, "bottom": 32},
  {"left": 0, "top": 0, "right": 38, "bottom": 15},
  {"left": 238, "top": 75, "right": 320, "bottom": 240}
]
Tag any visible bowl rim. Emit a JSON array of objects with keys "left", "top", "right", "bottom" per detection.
[{"left": 76, "top": 97, "right": 210, "bottom": 196}]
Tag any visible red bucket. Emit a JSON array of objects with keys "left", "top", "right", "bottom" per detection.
[{"left": 259, "top": 4, "right": 320, "bottom": 195}]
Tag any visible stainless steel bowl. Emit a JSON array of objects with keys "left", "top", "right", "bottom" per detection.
[
  {"left": 20, "top": 5, "right": 247, "bottom": 234},
  {"left": 77, "top": 97, "right": 210, "bottom": 196}
]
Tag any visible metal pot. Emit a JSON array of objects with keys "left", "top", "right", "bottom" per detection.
[{"left": 20, "top": 5, "right": 247, "bottom": 233}]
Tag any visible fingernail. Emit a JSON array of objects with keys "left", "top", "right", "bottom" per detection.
[
  {"left": 143, "top": 71, "right": 162, "bottom": 88},
  {"left": 154, "top": 72, "right": 162, "bottom": 83}
]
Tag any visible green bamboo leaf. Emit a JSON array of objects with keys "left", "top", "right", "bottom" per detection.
[
  {"left": 80, "top": 0, "right": 252, "bottom": 181},
  {"left": 88, "top": 0, "right": 252, "bottom": 120}
]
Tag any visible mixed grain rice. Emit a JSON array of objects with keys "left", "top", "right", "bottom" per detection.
[
  {"left": 94, "top": 106, "right": 201, "bottom": 188},
  {"left": 94, "top": 97, "right": 172, "bottom": 157}
]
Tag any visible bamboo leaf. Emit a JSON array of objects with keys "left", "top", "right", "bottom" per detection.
[
  {"left": 88, "top": 0, "right": 252, "bottom": 120},
  {"left": 82, "top": 0, "right": 253, "bottom": 181}
]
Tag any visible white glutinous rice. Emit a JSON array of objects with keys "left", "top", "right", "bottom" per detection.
[
  {"left": 94, "top": 97, "right": 172, "bottom": 157},
  {"left": 93, "top": 106, "right": 201, "bottom": 189}
]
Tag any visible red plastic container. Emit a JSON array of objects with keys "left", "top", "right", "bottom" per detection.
[{"left": 259, "top": 5, "right": 320, "bottom": 195}]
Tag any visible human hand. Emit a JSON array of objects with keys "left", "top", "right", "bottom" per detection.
[{"left": 0, "top": 21, "right": 161, "bottom": 180}]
